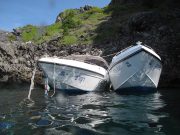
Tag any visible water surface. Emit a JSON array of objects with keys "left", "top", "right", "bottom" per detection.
[{"left": 0, "top": 84, "right": 179, "bottom": 135}]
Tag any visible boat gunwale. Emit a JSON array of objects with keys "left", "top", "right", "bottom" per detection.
[
  {"left": 108, "top": 49, "right": 162, "bottom": 71},
  {"left": 37, "top": 61, "right": 106, "bottom": 78}
]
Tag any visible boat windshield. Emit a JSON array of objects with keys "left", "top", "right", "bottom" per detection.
[{"left": 64, "top": 55, "right": 109, "bottom": 69}]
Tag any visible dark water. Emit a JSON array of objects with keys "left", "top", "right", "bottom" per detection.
[{"left": 0, "top": 84, "right": 180, "bottom": 135}]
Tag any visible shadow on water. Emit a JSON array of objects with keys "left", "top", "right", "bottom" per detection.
[
  {"left": 158, "top": 89, "right": 180, "bottom": 135},
  {"left": 115, "top": 87, "right": 157, "bottom": 95},
  {"left": 90, "top": 2, "right": 180, "bottom": 134},
  {"left": 0, "top": 84, "right": 180, "bottom": 135}
]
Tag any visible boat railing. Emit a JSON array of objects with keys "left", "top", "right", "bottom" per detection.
[
  {"left": 115, "top": 45, "right": 134, "bottom": 56},
  {"left": 84, "top": 60, "right": 108, "bottom": 70},
  {"left": 143, "top": 44, "right": 155, "bottom": 52}
]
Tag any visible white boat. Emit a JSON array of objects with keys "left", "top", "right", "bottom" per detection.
[
  {"left": 38, "top": 55, "right": 109, "bottom": 93},
  {"left": 108, "top": 41, "right": 162, "bottom": 92}
]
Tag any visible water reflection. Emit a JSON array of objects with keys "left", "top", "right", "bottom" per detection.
[
  {"left": 158, "top": 89, "right": 180, "bottom": 135},
  {"left": 0, "top": 84, "right": 179, "bottom": 135}
]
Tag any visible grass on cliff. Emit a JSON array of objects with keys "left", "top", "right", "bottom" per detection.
[
  {"left": 18, "top": 5, "right": 143, "bottom": 45},
  {"left": 18, "top": 7, "right": 110, "bottom": 45},
  {"left": 15, "top": 4, "right": 166, "bottom": 46}
]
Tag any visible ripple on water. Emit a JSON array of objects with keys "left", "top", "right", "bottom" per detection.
[
  {"left": 0, "top": 86, "right": 179, "bottom": 135},
  {"left": 0, "top": 122, "right": 15, "bottom": 129},
  {"left": 74, "top": 116, "right": 92, "bottom": 124},
  {"left": 35, "top": 119, "right": 52, "bottom": 127},
  {"left": 81, "top": 104, "right": 106, "bottom": 110},
  {"left": 56, "top": 125, "right": 105, "bottom": 135},
  {"left": 50, "top": 114, "right": 71, "bottom": 121}
]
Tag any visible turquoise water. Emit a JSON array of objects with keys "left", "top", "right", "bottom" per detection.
[{"left": 0, "top": 84, "right": 179, "bottom": 135}]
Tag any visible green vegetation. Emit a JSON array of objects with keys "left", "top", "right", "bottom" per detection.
[
  {"left": 8, "top": 34, "right": 16, "bottom": 41},
  {"left": 18, "top": 6, "right": 111, "bottom": 45},
  {"left": 20, "top": 25, "right": 39, "bottom": 42},
  {"left": 61, "top": 9, "right": 82, "bottom": 35},
  {"left": 61, "top": 35, "right": 78, "bottom": 45},
  {"left": 15, "top": 3, "right": 171, "bottom": 46},
  {"left": 19, "top": 23, "right": 63, "bottom": 44}
]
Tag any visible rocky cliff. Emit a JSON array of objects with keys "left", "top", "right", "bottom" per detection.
[
  {"left": 0, "top": 0, "right": 179, "bottom": 88},
  {"left": 110, "top": 0, "right": 180, "bottom": 8},
  {"left": 95, "top": 0, "right": 180, "bottom": 87},
  {"left": 0, "top": 31, "right": 101, "bottom": 85}
]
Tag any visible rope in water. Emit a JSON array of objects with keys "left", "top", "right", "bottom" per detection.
[
  {"left": 28, "top": 66, "right": 37, "bottom": 99},
  {"left": 50, "top": 62, "right": 56, "bottom": 97}
]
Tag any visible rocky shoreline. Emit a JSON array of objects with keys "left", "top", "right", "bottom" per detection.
[
  {"left": 0, "top": 32, "right": 179, "bottom": 88},
  {"left": 0, "top": 0, "right": 179, "bottom": 88},
  {"left": 0, "top": 32, "right": 103, "bottom": 86}
]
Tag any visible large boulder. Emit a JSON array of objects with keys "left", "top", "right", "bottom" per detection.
[{"left": 128, "top": 11, "right": 163, "bottom": 32}]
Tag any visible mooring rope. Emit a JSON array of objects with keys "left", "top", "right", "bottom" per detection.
[
  {"left": 101, "top": 52, "right": 118, "bottom": 58},
  {"left": 50, "top": 62, "right": 56, "bottom": 97},
  {"left": 28, "top": 66, "right": 37, "bottom": 99}
]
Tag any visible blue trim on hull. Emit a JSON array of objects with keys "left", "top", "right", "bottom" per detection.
[{"left": 56, "top": 88, "right": 89, "bottom": 95}]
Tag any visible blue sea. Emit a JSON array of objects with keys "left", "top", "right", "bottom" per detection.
[{"left": 0, "top": 84, "right": 179, "bottom": 135}]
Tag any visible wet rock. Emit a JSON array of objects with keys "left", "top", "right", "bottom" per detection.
[{"left": 0, "top": 75, "right": 9, "bottom": 82}]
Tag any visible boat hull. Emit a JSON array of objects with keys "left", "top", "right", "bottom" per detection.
[
  {"left": 109, "top": 51, "right": 162, "bottom": 92},
  {"left": 38, "top": 62, "right": 108, "bottom": 93}
]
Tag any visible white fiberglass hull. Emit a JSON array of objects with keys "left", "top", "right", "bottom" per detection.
[
  {"left": 38, "top": 61, "right": 108, "bottom": 93},
  {"left": 109, "top": 51, "right": 162, "bottom": 92}
]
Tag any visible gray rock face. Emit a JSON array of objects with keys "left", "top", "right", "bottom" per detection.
[
  {"left": 128, "top": 11, "right": 163, "bottom": 32},
  {"left": 0, "top": 40, "right": 35, "bottom": 83},
  {"left": 55, "top": 5, "right": 93, "bottom": 23},
  {"left": 0, "top": 31, "right": 102, "bottom": 85},
  {"left": 55, "top": 14, "right": 63, "bottom": 23},
  {"left": 12, "top": 29, "right": 21, "bottom": 36},
  {"left": 83, "top": 5, "right": 92, "bottom": 11},
  {"left": 0, "top": 31, "right": 11, "bottom": 42},
  {"left": 110, "top": 0, "right": 180, "bottom": 8}
]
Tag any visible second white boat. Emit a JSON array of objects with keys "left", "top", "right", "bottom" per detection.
[{"left": 108, "top": 42, "right": 162, "bottom": 92}]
